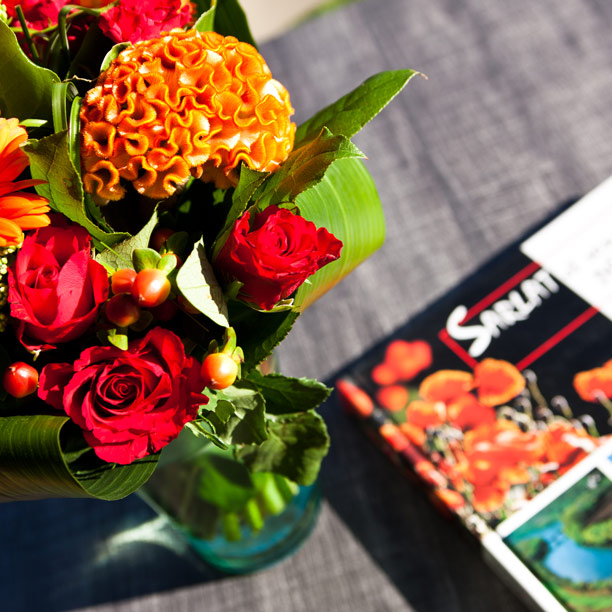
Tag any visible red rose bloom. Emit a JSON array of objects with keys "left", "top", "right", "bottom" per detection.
[
  {"left": 3, "top": 0, "right": 69, "bottom": 30},
  {"left": 215, "top": 205, "right": 343, "bottom": 310},
  {"left": 99, "top": 0, "right": 194, "bottom": 44},
  {"left": 7, "top": 218, "right": 109, "bottom": 351},
  {"left": 38, "top": 327, "right": 206, "bottom": 464}
]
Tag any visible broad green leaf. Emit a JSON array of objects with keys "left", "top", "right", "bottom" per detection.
[
  {"left": 100, "top": 42, "right": 130, "bottom": 72},
  {"left": 194, "top": 0, "right": 216, "bottom": 32},
  {"left": 0, "top": 414, "right": 157, "bottom": 501},
  {"left": 236, "top": 410, "right": 330, "bottom": 486},
  {"left": 229, "top": 302, "right": 299, "bottom": 371},
  {"left": 96, "top": 209, "right": 159, "bottom": 270},
  {"left": 293, "top": 158, "right": 385, "bottom": 310},
  {"left": 294, "top": 70, "right": 419, "bottom": 146},
  {"left": 254, "top": 128, "right": 364, "bottom": 209},
  {"left": 176, "top": 238, "right": 229, "bottom": 327},
  {"left": 213, "top": 0, "right": 257, "bottom": 47},
  {"left": 0, "top": 21, "right": 59, "bottom": 121},
  {"left": 24, "top": 130, "right": 129, "bottom": 247},
  {"left": 247, "top": 370, "right": 331, "bottom": 415}
]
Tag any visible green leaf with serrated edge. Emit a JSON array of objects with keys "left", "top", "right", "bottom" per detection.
[
  {"left": 0, "top": 414, "right": 157, "bottom": 501},
  {"left": 23, "top": 131, "right": 129, "bottom": 246},
  {"left": 293, "top": 158, "right": 385, "bottom": 310},
  {"left": 100, "top": 42, "right": 130, "bottom": 72},
  {"left": 246, "top": 370, "right": 331, "bottom": 415},
  {"left": 133, "top": 247, "right": 161, "bottom": 272},
  {"left": 213, "top": 0, "right": 257, "bottom": 47},
  {"left": 176, "top": 238, "right": 229, "bottom": 328},
  {"left": 211, "top": 165, "right": 268, "bottom": 259},
  {"left": 96, "top": 209, "right": 159, "bottom": 271},
  {"left": 236, "top": 410, "right": 329, "bottom": 486},
  {"left": 294, "top": 70, "right": 419, "bottom": 146},
  {"left": 229, "top": 302, "right": 299, "bottom": 372},
  {"left": 254, "top": 128, "right": 364, "bottom": 210},
  {"left": 0, "top": 21, "right": 59, "bottom": 121}
]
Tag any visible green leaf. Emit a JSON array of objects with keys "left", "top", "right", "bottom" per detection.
[
  {"left": 194, "top": 1, "right": 216, "bottom": 32},
  {"left": 211, "top": 165, "right": 268, "bottom": 259},
  {"left": 106, "top": 328, "right": 128, "bottom": 350},
  {"left": 200, "top": 383, "right": 268, "bottom": 446},
  {"left": 229, "top": 302, "right": 299, "bottom": 371},
  {"left": 196, "top": 447, "right": 256, "bottom": 512},
  {"left": 247, "top": 370, "right": 331, "bottom": 415},
  {"left": 294, "top": 69, "right": 419, "bottom": 146},
  {"left": 100, "top": 42, "right": 130, "bottom": 72},
  {"left": 96, "top": 209, "right": 159, "bottom": 270},
  {"left": 293, "top": 158, "right": 385, "bottom": 310},
  {"left": 213, "top": 0, "right": 257, "bottom": 47},
  {"left": 133, "top": 247, "right": 161, "bottom": 272},
  {"left": 0, "top": 414, "right": 157, "bottom": 501},
  {"left": 254, "top": 128, "right": 364, "bottom": 209},
  {"left": 0, "top": 21, "right": 59, "bottom": 121},
  {"left": 236, "top": 410, "right": 330, "bottom": 486},
  {"left": 176, "top": 238, "right": 229, "bottom": 327},
  {"left": 23, "top": 130, "right": 129, "bottom": 247}
]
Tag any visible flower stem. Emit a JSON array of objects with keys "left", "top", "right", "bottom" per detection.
[{"left": 14, "top": 6, "right": 40, "bottom": 63}]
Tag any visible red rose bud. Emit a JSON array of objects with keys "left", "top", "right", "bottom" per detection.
[
  {"left": 37, "top": 327, "right": 207, "bottom": 465},
  {"left": 3, "top": 362, "right": 38, "bottom": 398},
  {"left": 215, "top": 205, "right": 342, "bottom": 310},
  {"left": 131, "top": 268, "right": 171, "bottom": 308},
  {"left": 111, "top": 268, "right": 137, "bottom": 295},
  {"left": 7, "top": 218, "right": 109, "bottom": 351}
]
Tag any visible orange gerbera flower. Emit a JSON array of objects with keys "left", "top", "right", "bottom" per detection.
[
  {"left": 419, "top": 369, "right": 473, "bottom": 404},
  {"left": 473, "top": 358, "right": 525, "bottom": 407},
  {"left": 80, "top": 30, "right": 295, "bottom": 202},
  {"left": 0, "top": 118, "right": 50, "bottom": 247}
]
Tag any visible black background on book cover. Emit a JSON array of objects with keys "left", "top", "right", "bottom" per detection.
[{"left": 6, "top": 1, "right": 612, "bottom": 612}]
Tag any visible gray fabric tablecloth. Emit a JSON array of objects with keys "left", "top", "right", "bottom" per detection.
[{"left": 4, "top": 0, "right": 612, "bottom": 610}]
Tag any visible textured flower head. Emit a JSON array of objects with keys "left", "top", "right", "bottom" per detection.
[{"left": 80, "top": 29, "right": 295, "bottom": 202}]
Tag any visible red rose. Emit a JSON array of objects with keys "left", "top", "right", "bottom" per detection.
[
  {"left": 38, "top": 327, "right": 206, "bottom": 464},
  {"left": 3, "top": 0, "right": 69, "bottom": 30},
  {"left": 99, "top": 0, "right": 193, "bottom": 44},
  {"left": 215, "top": 205, "right": 343, "bottom": 310},
  {"left": 7, "top": 218, "right": 109, "bottom": 351}
]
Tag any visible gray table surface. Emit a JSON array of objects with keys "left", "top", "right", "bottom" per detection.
[{"left": 4, "top": 0, "right": 612, "bottom": 610}]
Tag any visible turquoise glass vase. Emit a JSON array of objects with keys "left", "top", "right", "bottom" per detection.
[{"left": 137, "top": 428, "right": 321, "bottom": 574}]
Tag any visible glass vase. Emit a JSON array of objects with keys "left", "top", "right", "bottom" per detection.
[{"left": 137, "top": 428, "right": 321, "bottom": 574}]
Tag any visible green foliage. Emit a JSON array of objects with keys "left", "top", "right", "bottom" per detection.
[
  {"left": 0, "top": 414, "right": 157, "bottom": 501},
  {"left": 176, "top": 238, "right": 229, "bottom": 328},
  {"left": 295, "top": 70, "right": 419, "bottom": 145},
  {"left": 24, "top": 130, "right": 129, "bottom": 247},
  {"left": 237, "top": 410, "right": 330, "bottom": 486},
  {"left": 0, "top": 21, "right": 59, "bottom": 121}
]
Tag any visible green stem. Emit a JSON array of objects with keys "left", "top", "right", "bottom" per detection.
[
  {"left": 243, "top": 498, "right": 264, "bottom": 532},
  {"left": 258, "top": 473, "right": 287, "bottom": 516},
  {"left": 221, "top": 512, "right": 242, "bottom": 542},
  {"left": 14, "top": 6, "right": 40, "bottom": 63}
]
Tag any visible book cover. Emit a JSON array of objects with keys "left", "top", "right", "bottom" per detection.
[{"left": 337, "top": 177, "right": 612, "bottom": 612}]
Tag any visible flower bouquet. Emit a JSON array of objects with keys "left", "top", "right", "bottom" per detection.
[{"left": 0, "top": 0, "right": 415, "bottom": 548}]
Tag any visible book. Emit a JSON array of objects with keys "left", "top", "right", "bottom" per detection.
[{"left": 336, "top": 176, "right": 612, "bottom": 612}]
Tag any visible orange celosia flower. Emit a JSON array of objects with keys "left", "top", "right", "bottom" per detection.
[
  {"left": 473, "top": 358, "right": 525, "bottom": 407},
  {"left": 419, "top": 369, "right": 473, "bottom": 404},
  {"left": 80, "top": 30, "right": 295, "bottom": 202},
  {"left": 0, "top": 118, "right": 50, "bottom": 247},
  {"left": 574, "top": 366, "right": 612, "bottom": 401}
]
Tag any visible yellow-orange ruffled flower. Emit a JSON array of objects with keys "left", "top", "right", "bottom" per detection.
[
  {"left": 80, "top": 29, "right": 295, "bottom": 202},
  {"left": 0, "top": 118, "right": 50, "bottom": 247}
]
